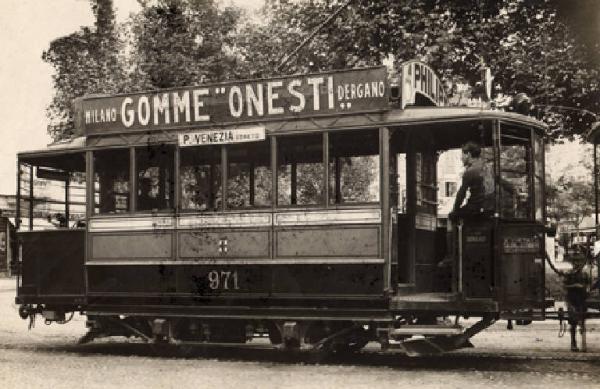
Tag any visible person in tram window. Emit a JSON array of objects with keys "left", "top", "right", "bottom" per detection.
[
  {"left": 138, "top": 176, "right": 161, "bottom": 211},
  {"left": 47, "top": 213, "right": 67, "bottom": 228},
  {"left": 100, "top": 187, "right": 116, "bottom": 213}
]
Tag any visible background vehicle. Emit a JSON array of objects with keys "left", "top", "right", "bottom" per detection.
[{"left": 15, "top": 61, "right": 548, "bottom": 355}]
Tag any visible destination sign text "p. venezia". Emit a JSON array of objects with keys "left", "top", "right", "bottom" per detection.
[{"left": 78, "top": 67, "right": 389, "bottom": 135}]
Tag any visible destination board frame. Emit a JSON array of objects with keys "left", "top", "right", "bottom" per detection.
[{"left": 76, "top": 67, "right": 389, "bottom": 136}]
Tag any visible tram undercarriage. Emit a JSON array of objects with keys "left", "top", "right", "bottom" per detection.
[{"left": 18, "top": 296, "right": 499, "bottom": 356}]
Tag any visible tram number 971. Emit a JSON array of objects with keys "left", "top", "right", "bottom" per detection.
[{"left": 208, "top": 270, "right": 240, "bottom": 290}]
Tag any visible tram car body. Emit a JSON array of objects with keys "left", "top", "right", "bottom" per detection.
[{"left": 15, "top": 62, "right": 548, "bottom": 355}]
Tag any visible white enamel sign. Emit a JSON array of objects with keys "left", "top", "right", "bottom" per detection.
[{"left": 178, "top": 126, "right": 266, "bottom": 147}]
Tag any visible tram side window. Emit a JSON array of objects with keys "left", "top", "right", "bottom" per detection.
[
  {"left": 227, "top": 141, "right": 272, "bottom": 208},
  {"left": 94, "top": 149, "right": 130, "bottom": 214},
  {"left": 136, "top": 145, "right": 175, "bottom": 212},
  {"left": 329, "top": 130, "right": 379, "bottom": 204},
  {"left": 500, "top": 127, "right": 532, "bottom": 219},
  {"left": 18, "top": 155, "right": 87, "bottom": 230},
  {"left": 416, "top": 151, "right": 437, "bottom": 214},
  {"left": 180, "top": 146, "right": 222, "bottom": 211},
  {"left": 277, "top": 134, "right": 324, "bottom": 206}
]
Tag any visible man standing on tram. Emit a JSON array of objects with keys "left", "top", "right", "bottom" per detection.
[
  {"left": 448, "top": 142, "right": 493, "bottom": 222},
  {"left": 441, "top": 142, "right": 512, "bottom": 268}
]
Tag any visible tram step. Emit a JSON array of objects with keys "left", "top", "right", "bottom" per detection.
[
  {"left": 392, "top": 292, "right": 456, "bottom": 302},
  {"left": 395, "top": 283, "right": 416, "bottom": 294},
  {"left": 390, "top": 324, "right": 463, "bottom": 336}
]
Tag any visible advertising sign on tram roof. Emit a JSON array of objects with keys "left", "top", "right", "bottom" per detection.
[{"left": 76, "top": 67, "right": 389, "bottom": 136}]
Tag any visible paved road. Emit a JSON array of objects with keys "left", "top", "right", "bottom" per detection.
[{"left": 1, "top": 278, "right": 600, "bottom": 389}]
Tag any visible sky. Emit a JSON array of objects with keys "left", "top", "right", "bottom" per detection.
[{"left": 0, "top": 0, "right": 264, "bottom": 195}]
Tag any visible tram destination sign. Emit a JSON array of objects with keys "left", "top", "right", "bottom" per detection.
[
  {"left": 178, "top": 126, "right": 265, "bottom": 147},
  {"left": 77, "top": 67, "right": 389, "bottom": 135}
]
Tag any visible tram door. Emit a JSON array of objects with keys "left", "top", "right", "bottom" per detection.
[{"left": 391, "top": 131, "right": 442, "bottom": 293}]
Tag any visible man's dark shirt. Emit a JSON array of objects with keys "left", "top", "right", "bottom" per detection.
[{"left": 453, "top": 158, "right": 489, "bottom": 213}]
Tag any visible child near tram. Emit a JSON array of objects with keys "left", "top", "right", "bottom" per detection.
[{"left": 564, "top": 252, "right": 590, "bottom": 352}]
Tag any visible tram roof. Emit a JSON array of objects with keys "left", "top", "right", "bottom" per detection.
[{"left": 19, "top": 106, "right": 546, "bottom": 160}]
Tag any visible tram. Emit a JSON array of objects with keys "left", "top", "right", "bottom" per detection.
[{"left": 15, "top": 61, "right": 548, "bottom": 355}]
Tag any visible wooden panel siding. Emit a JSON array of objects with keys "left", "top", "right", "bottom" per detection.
[
  {"left": 178, "top": 230, "right": 270, "bottom": 258},
  {"left": 275, "top": 226, "right": 380, "bottom": 258},
  {"left": 90, "top": 233, "right": 172, "bottom": 260}
]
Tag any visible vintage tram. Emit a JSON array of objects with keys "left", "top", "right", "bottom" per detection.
[{"left": 15, "top": 61, "right": 548, "bottom": 355}]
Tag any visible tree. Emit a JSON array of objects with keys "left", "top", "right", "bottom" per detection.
[
  {"left": 241, "top": 0, "right": 599, "bottom": 141},
  {"left": 43, "top": 0, "right": 125, "bottom": 140},
  {"left": 44, "top": 0, "right": 243, "bottom": 140},
  {"left": 128, "top": 0, "right": 241, "bottom": 89},
  {"left": 546, "top": 151, "right": 595, "bottom": 229}
]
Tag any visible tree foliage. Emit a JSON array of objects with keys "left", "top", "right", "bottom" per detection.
[
  {"left": 240, "top": 0, "right": 599, "bottom": 140},
  {"left": 546, "top": 151, "right": 595, "bottom": 228},
  {"left": 128, "top": 0, "right": 241, "bottom": 89},
  {"left": 43, "top": 0, "right": 124, "bottom": 140},
  {"left": 43, "top": 0, "right": 599, "bottom": 142}
]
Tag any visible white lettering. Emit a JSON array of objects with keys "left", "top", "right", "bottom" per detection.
[
  {"left": 138, "top": 96, "right": 150, "bottom": 126},
  {"left": 307, "top": 77, "right": 324, "bottom": 110},
  {"left": 267, "top": 81, "right": 284, "bottom": 115},
  {"left": 121, "top": 97, "right": 135, "bottom": 127},
  {"left": 193, "top": 89, "right": 210, "bottom": 122},
  {"left": 357, "top": 84, "right": 364, "bottom": 98},
  {"left": 246, "top": 84, "right": 263, "bottom": 117},
  {"left": 327, "top": 76, "right": 334, "bottom": 109},
  {"left": 153, "top": 93, "right": 170, "bottom": 125},
  {"left": 172, "top": 91, "right": 190, "bottom": 123},
  {"left": 371, "top": 82, "right": 379, "bottom": 97},
  {"left": 229, "top": 86, "right": 243, "bottom": 118},
  {"left": 288, "top": 79, "right": 305, "bottom": 113}
]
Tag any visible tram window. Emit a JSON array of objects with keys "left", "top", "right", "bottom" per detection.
[
  {"left": 416, "top": 151, "right": 437, "bottom": 214},
  {"left": 499, "top": 127, "right": 532, "bottom": 219},
  {"left": 277, "top": 134, "right": 324, "bottom": 206},
  {"left": 329, "top": 130, "right": 379, "bottom": 204},
  {"left": 227, "top": 141, "right": 271, "bottom": 208},
  {"left": 180, "top": 146, "right": 222, "bottom": 211},
  {"left": 94, "top": 149, "right": 130, "bottom": 214},
  {"left": 136, "top": 145, "right": 175, "bottom": 212},
  {"left": 396, "top": 154, "right": 407, "bottom": 213}
]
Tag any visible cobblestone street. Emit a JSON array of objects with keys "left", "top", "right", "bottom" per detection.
[{"left": 2, "top": 278, "right": 600, "bottom": 389}]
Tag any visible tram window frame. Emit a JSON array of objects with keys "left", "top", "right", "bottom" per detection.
[
  {"left": 93, "top": 148, "right": 131, "bottom": 215},
  {"left": 179, "top": 145, "right": 222, "bottom": 212},
  {"left": 328, "top": 129, "right": 380, "bottom": 205},
  {"left": 276, "top": 133, "right": 325, "bottom": 207},
  {"left": 226, "top": 141, "right": 272, "bottom": 209},
  {"left": 498, "top": 124, "right": 534, "bottom": 220},
  {"left": 135, "top": 144, "right": 175, "bottom": 213},
  {"left": 17, "top": 153, "right": 87, "bottom": 230},
  {"left": 533, "top": 132, "right": 544, "bottom": 222}
]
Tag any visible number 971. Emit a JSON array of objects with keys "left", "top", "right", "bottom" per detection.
[{"left": 208, "top": 270, "right": 240, "bottom": 290}]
